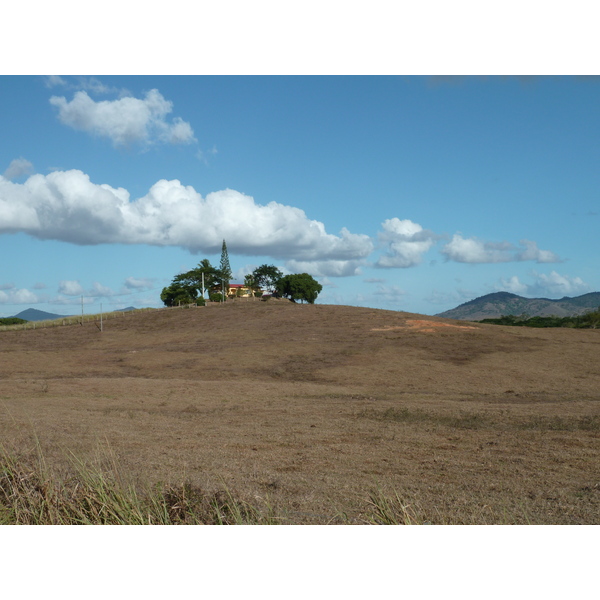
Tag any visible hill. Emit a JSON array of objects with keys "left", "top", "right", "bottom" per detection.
[
  {"left": 11, "top": 308, "right": 71, "bottom": 322},
  {"left": 435, "top": 291, "right": 600, "bottom": 321},
  {"left": 1, "top": 301, "right": 599, "bottom": 524}
]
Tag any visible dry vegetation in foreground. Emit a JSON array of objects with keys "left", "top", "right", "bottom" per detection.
[{"left": 1, "top": 300, "right": 599, "bottom": 524}]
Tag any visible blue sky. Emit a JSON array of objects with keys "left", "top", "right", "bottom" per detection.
[{"left": 1, "top": 75, "right": 598, "bottom": 317}]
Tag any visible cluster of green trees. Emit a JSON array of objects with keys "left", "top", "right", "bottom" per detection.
[
  {"left": 160, "top": 240, "right": 323, "bottom": 307},
  {"left": 0, "top": 317, "right": 27, "bottom": 325},
  {"left": 478, "top": 309, "right": 600, "bottom": 329}
]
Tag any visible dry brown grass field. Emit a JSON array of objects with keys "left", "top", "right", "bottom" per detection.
[{"left": 1, "top": 299, "right": 599, "bottom": 524}]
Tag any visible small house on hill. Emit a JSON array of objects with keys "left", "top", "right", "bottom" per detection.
[
  {"left": 228, "top": 284, "right": 253, "bottom": 297},
  {"left": 211, "top": 284, "right": 262, "bottom": 298}
]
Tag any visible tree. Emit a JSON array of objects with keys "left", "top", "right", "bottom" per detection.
[
  {"left": 275, "top": 273, "right": 322, "bottom": 304},
  {"left": 161, "top": 259, "right": 221, "bottom": 307},
  {"left": 252, "top": 264, "right": 283, "bottom": 293},
  {"left": 218, "top": 239, "right": 233, "bottom": 295},
  {"left": 244, "top": 273, "right": 260, "bottom": 298},
  {"left": 174, "top": 259, "right": 219, "bottom": 299},
  {"left": 160, "top": 281, "right": 197, "bottom": 307}
]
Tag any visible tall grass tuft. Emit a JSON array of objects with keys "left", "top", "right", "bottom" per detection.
[
  {"left": 0, "top": 445, "right": 279, "bottom": 525},
  {"left": 364, "top": 488, "right": 425, "bottom": 525}
]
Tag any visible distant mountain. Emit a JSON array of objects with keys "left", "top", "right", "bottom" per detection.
[
  {"left": 11, "top": 308, "right": 71, "bottom": 322},
  {"left": 435, "top": 291, "right": 600, "bottom": 321},
  {"left": 116, "top": 306, "right": 137, "bottom": 312}
]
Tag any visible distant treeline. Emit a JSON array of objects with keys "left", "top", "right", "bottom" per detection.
[
  {"left": 0, "top": 318, "right": 27, "bottom": 325},
  {"left": 478, "top": 309, "right": 600, "bottom": 329}
]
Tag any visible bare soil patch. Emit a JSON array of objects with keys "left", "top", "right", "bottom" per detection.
[
  {"left": 1, "top": 301, "right": 599, "bottom": 523},
  {"left": 373, "top": 320, "right": 478, "bottom": 333}
]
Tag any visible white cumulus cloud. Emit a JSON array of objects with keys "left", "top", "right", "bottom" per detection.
[
  {"left": 46, "top": 76, "right": 119, "bottom": 94},
  {"left": 45, "top": 75, "right": 67, "bottom": 88},
  {"left": 124, "top": 277, "right": 155, "bottom": 290},
  {"left": 375, "top": 218, "right": 438, "bottom": 268},
  {"left": 0, "top": 288, "right": 40, "bottom": 305},
  {"left": 441, "top": 234, "right": 561, "bottom": 264},
  {"left": 58, "top": 281, "right": 85, "bottom": 296},
  {"left": 76, "top": 77, "right": 125, "bottom": 96},
  {"left": 498, "top": 271, "right": 591, "bottom": 297},
  {"left": 515, "top": 239, "right": 561, "bottom": 263},
  {"left": 0, "top": 170, "right": 373, "bottom": 275},
  {"left": 533, "top": 271, "right": 589, "bottom": 296},
  {"left": 49, "top": 89, "right": 196, "bottom": 147},
  {"left": 284, "top": 258, "right": 364, "bottom": 278},
  {"left": 53, "top": 281, "right": 115, "bottom": 302},
  {"left": 3, "top": 158, "right": 34, "bottom": 181},
  {"left": 441, "top": 234, "right": 513, "bottom": 263},
  {"left": 89, "top": 282, "right": 115, "bottom": 297},
  {"left": 497, "top": 275, "right": 529, "bottom": 295}
]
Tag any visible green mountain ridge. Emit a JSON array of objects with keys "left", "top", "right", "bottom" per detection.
[{"left": 436, "top": 292, "right": 600, "bottom": 321}]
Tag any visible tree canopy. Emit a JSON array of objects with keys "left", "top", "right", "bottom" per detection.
[
  {"left": 252, "top": 264, "right": 283, "bottom": 293},
  {"left": 275, "top": 273, "right": 322, "bottom": 304},
  {"left": 160, "top": 281, "right": 198, "bottom": 307},
  {"left": 174, "top": 259, "right": 220, "bottom": 297},
  {"left": 161, "top": 258, "right": 219, "bottom": 306},
  {"left": 244, "top": 273, "right": 260, "bottom": 297}
]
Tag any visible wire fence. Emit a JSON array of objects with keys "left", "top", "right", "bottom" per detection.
[
  {"left": 0, "top": 304, "right": 193, "bottom": 332},
  {"left": 0, "top": 294, "right": 273, "bottom": 333}
]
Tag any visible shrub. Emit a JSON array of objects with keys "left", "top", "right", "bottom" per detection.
[
  {"left": 160, "top": 283, "right": 197, "bottom": 307},
  {"left": 209, "top": 293, "right": 225, "bottom": 303},
  {"left": 196, "top": 297, "right": 206, "bottom": 306},
  {"left": 0, "top": 318, "right": 27, "bottom": 325},
  {"left": 275, "top": 273, "right": 322, "bottom": 304}
]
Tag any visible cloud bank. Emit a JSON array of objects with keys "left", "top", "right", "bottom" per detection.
[
  {"left": 0, "top": 164, "right": 565, "bottom": 284},
  {"left": 441, "top": 234, "right": 560, "bottom": 264},
  {"left": 498, "top": 271, "right": 591, "bottom": 297},
  {"left": 0, "top": 170, "right": 373, "bottom": 275},
  {"left": 49, "top": 89, "right": 196, "bottom": 147},
  {"left": 0, "top": 288, "right": 39, "bottom": 305}
]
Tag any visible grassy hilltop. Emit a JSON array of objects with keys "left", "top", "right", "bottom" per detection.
[{"left": 1, "top": 301, "right": 599, "bottom": 524}]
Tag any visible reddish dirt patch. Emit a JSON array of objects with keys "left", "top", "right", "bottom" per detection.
[
  {"left": 371, "top": 319, "right": 478, "bottom": 333},
  {"left": 406, "top": 319, "right": 478, "bottom": 332}
]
